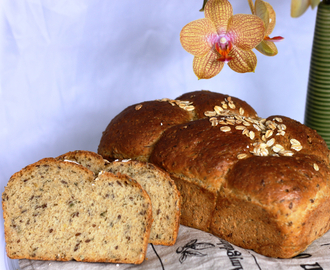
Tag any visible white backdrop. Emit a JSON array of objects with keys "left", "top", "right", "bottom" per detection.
[{"left": 0, "top": 0, "right": 317, "bottom": 268}]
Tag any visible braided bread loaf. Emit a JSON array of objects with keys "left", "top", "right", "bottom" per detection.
[{"left": 98, "top": 90, "right": 330, "bottom": 258}]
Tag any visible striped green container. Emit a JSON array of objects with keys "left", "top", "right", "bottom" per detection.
[{"left": 304, "top": 1, "right": 330, "bottom": 149}]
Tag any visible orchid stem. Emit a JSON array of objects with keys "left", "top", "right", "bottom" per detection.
[{"left": 200, "top": 0, "right": 208, "bottom": 11}]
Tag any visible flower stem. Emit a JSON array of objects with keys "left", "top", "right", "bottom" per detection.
[{"left": 200, "top": 0, "right": 208, "bottom": 11}]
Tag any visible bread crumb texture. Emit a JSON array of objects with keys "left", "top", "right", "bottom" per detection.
[
  {"left": 2, "top": 158, "right": 152, "bottom": 264},
  {"left": 105, "top": 160, "right": 180, "bottom": 245}
]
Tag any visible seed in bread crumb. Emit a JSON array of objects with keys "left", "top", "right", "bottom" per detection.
[
  {"left": 135, "top": 104, "right": 143, "bottom": 110},
  {"left": 314, "top": 163, "right": 319, "bottom": 171}
]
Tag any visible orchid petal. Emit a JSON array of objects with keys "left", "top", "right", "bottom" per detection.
[
  {"left": 180, "top": 18, "right": 218, "bottom": 56},
  {"left": 264, "top": 2, "right": 276, "bottom": 36},
  {"left": 204, "top": 0, "right": 233, "bottom": 34},
  {"left": 228, "top": 47, "right": 257, "bottom": 73},
  {"left": 311, "top": 0, "right": 320, "bottom": 9},
  {"left": 227, "top": 14, "right": 265, "bottom": 50},
  {"left": 255, "top": 40, "right": 278, "bottom": 56},
  {"left": 255, "top": 0, "right": 269, "bottom": 30},
  {"left": 193, "top": 49, "right": 225, "bottom": 79},
  {"left": 291, "top": 0, "right": 310, "bottom": 18}
]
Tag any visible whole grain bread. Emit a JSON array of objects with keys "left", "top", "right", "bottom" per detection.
[
  {"left": 56, "top": 150, "right": 181, "bottom": 246},
  {"left": 176, "top": 90, "right": 258, "bottom": 119},
  {"left": 2, "top": 158, "right": 152, "bottom": 264},
  {"left": 104, "top": 160, "right": 181, "bottom": 246},
  {"left": 97, "top": 99, "right": 195, "bottom": 162},
  {"left": 57, "top": 150, "right": 109, "bottom": 175},
  {"left": 98, "top": 90, "right": 330, "bottom": 258},
  {"left": 211, "top": 154, "right": 330, "bottom": 258}
]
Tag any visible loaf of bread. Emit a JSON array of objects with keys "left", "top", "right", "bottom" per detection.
[
  {"left": 56, "top": 150, "right": 181, "bottom": 246},
  {"left": 105, "top": 160, "right": 181, "bottom": 245},
  {"left": 2, "top": 158, "right": 153, "bottom": 264},
  {"left": 98, "top": 90, "right": 330, "bottom": 258}
]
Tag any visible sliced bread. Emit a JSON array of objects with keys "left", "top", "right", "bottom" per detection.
[
  {"left": 56, "top": 150, "right": 109, "bottom": 175},
  {"left": 105, "top": 160, "right": 181, "bottom": 246},
  {"left": 2, "top": 158, "right": 153, "bottom": 264}
]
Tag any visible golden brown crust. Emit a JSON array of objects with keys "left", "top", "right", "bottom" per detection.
[
  {"left": 176, "top": 90, "right": 258, "bottom": 119},
  {"left": 97, "top": 90, "right": 330, "bottom": 258},
  {"left": 98, "top": 100, "right": 194, "bottom": 162},
  {"left": 172, "top": 176, "right": 216, "bottom": 232},
  {"left": 211, "top": 155, "right": 330, "bottom": 258},
  {"left": 266, "top": 115, "right": 330, "bottom": 165},
  {"left": 150, "top": 118, "right": 255, "bottom": 192}
]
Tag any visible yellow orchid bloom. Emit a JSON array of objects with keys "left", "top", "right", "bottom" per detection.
[
  {"left": 248, "top": 0, "right": 284, "bottom": 56},
  {"left": 291, "top": 0, "right": 320, "bottom": 17},
  {"left": 180, "top": 0, "right": 265, "bottom": 79}
]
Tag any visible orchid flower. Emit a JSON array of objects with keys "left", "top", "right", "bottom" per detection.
[
  {"left": 291, "top": 0, "right": 321, "bottom": 17},
  {"left": 248, "top": 0, "right": 284, "bottom": 56},
  {"left": 180, "top": 0, "right": 265, "bottom": 79}
]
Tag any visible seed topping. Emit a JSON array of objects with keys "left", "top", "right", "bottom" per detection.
[
  {"left": 220, "top": 126, "right": 231, "bottom": 132},
  {"left": 237, "top": 153, "right": 248, "bottom": 159}
]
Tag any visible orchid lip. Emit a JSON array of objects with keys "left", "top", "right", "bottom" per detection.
[{"left": 215, "top": 37, "right": 233, "bottom": 62}]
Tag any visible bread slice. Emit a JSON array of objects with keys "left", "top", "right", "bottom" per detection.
[
  {"left": 2, "top": 158, "right": 153, "bottom": 264},
  {"left": 57, "top": 150, "right": 109, "bottom": 175},
  {"left": 105, "top": 160, "right": 181, "bottom": 246}
]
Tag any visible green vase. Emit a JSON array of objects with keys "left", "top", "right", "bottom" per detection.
[{"left": 304, "top": 1, "right": 330, "bottom": 149}]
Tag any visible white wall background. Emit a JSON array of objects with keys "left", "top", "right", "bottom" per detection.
[{"left": 0, "top": 0, "right": 317, "bottom": 267}]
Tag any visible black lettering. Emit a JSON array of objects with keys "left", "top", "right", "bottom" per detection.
[
  {"left": 300, "top": 262, "right": 323, "bottom": 270},
  {"left": 294, "top": 253, "right": 312, "bottom": 259}
]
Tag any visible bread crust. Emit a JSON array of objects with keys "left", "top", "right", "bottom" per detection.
[
  {"left": 176, "top": 90, "right": 258, "bottom": 119},
  {"left": 98, "top": 100, "right": 194, "bottom": 162},
  {"left": 57, "top": 150, "right": 109, "bottom": 175},
  {"left": 211, "top": 155, "right": 330, "bottom": 258}
]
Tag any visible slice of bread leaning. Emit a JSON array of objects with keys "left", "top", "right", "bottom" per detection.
[
  {"left": 56, "top": 150, "right": 181, "bottom": 246},
  {"left": 105, "top": 160, "right": 181, "bottom": 246},
  {"left": 2, "top": 158, "right": 152, "bottom": 264}
]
